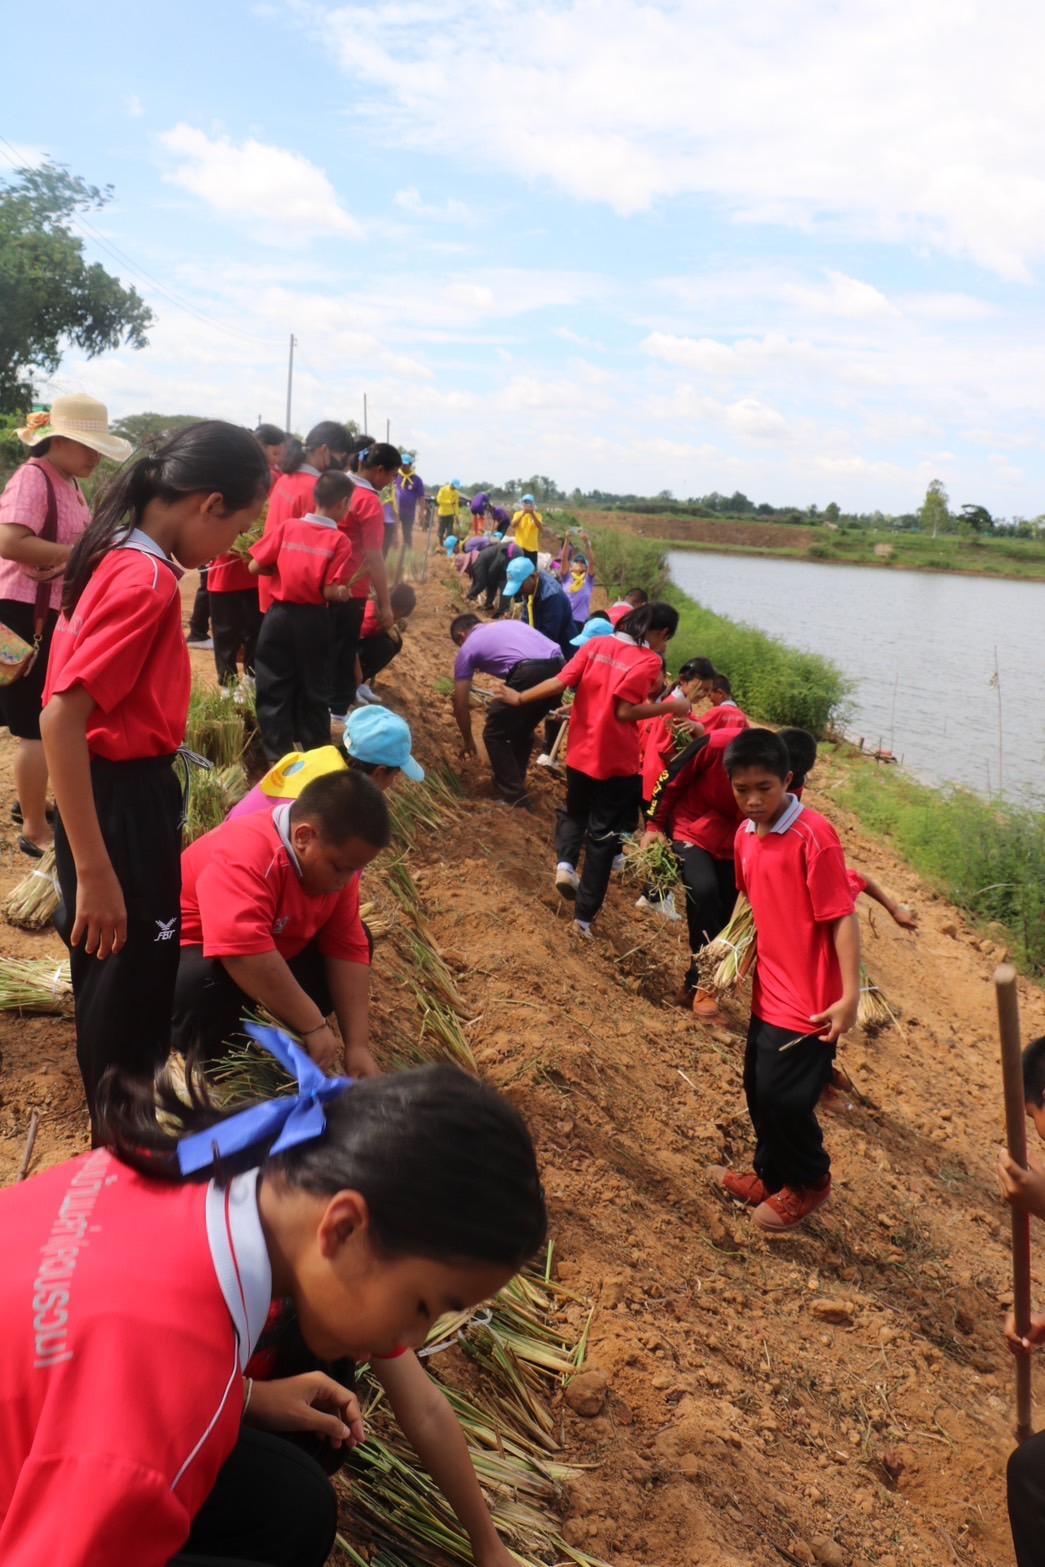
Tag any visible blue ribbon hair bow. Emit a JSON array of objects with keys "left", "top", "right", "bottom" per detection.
[{"left": 176, "top": 1022, "right": 353, "bottom": 1176}]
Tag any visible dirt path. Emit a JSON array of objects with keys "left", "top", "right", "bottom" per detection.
[{"left": 1, "top": 564, "right": 1042, "bottom": 1566}]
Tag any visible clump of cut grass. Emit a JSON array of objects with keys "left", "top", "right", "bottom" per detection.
[
  {"left": 0, "top": 956, "right": 72, "bottom": 1014},
  {"left": 618, "top": 834, "right": 679, "bottom": 901},
  {"left": 702, "top": 893, "right": 757, "bottom": 989},
  {"left": 2, "top": 847, "right": 60, "bottom": 930},
  {"left": 185, "top": 685, "right": 250, "bottom": 767}
]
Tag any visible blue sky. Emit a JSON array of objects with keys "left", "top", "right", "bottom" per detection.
[{"left": 6, "top": 0, "right": 1045, "bottom": 514}]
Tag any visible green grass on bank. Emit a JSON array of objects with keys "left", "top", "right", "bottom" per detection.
[
  {"left": 827, "top": 751, "right": 1045, "bottom": 975},
  {"left": 583, "top": 526, "right": 851, "bottom": 735},
  {"left": 658, "top": 524, "right": 1045, "bottom": 581}
]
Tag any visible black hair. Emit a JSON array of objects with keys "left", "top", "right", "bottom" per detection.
[
  {"left": 778, "top": 727, "right": 818, "bottom": 791},
  {"left": 679, "top": 657, "right": 716, "bottom": 683},
  {"left": 314, "top": 469, "right": 355, "bottom": 511},
  {"left": 615, "top": 601, "right": 679, "bottom": 642},
  {"left": 1023, "top": 1037, "right": 1045, "bottom": 1109},
  {"left": 64, "top": 420, "right": 269, "bottom": 615},
  {"left": 255, "top": 423, "right": 286, "bottom": 448},
  {"left": 357, "top": 441, "right": 402, "bottom": 474},
  {"left": 28, "top": 438, "right": 53, "bottom": 458},
  {"left": 346, "top": 435, "right": 373, "bottom": 474},
  {"left": 724, "top": 727, "right": 791, "bottom": 781},
  {"left": 289, "top": 769, "right": 391, "bottom": 850},
  {"left": 390, "top": 582, "right": 416, "bottom": 617},
  {"left": 450, "top": 612, "right": 480, "bottom": 640},
  {"left": 625, "top": 588, "right": 649, "bottom": 608},
  {"left": 710, "top": 673, "right": 732, "bottom": 696},
  {"left": 96, "top": 1061, "right": 547, "bottom": 1272},
  {"left": 282, "top": 420, "right": 351, "bottom": 475},
  {"left": 344, "top": 755, "right": 382, "bottom": 777}
]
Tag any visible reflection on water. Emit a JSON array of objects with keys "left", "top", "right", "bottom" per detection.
[{"left": 668, "top": 550, "right": 1045, "bottom": 803}]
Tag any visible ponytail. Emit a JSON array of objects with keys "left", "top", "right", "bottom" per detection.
[
  {"left": 357, "top": 441, "right": 402, "bottom": 474},
  {"left": 96, "top": 1055, "right": 547, "bottom": 1271},
  {"left": 615, "top": 600, "right": 679, "bottom": 643},
  {"left": 63, "top": 420, "right": 269, "bottom": 615}
]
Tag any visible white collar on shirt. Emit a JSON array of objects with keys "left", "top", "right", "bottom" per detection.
[
  {"left": 301, "top": 512, "right": 338, "bottom": 530},
  {"left": 272, "top": 801, "right": 303, "bottom": 878},
  {"left": 353, "top": 475, "right": 376, "bottom": 492},
  {"left": 743, "top": 792, "right": 805, "bottom": 835},
  {"left": 299, "top": 463, "right": 321, "bottom": 477},
  {"left": 116, "top": 526, "right": 184, "bottom": 577},
  {"left": 613, "top": 631, "right": 639, "bottom": 646},
  {"left": 205, "top": 1169, "right": 273, "bottom": 1370}
]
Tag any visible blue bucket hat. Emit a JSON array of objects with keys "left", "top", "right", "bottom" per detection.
[
  {"left": 400, "top": 453, "right": 413, "bottom": 466},
  {"left": 569, "top": 615, "right": 613, "bottom": 648},
  {"left": 343, "top": 707, "right": 424, "bottom": 781},
  {"left": 444, "top": 534, "right": 458, "bottom": 553},
  {"left": 521, "top": 492, "right": 535, "bottom": 504},
  {"left": 501, "top": 555, "right": 538, "bottom": 599}
]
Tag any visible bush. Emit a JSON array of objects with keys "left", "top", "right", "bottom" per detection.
[
  {"left": 835, "top": 763, "right": 1045, "bottom": 975},
  {"left": 588, "top": 529, "right": 850, "bottom": 734}
]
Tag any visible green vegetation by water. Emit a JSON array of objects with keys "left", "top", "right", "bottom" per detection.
[
  {"left": 827, "top": 753, "right": 1045, "bottom": 976},
  {"left": 660, "top": 521, "right": 1045, "bottom": 580},
  {"left": 585, "top": 525, "right": 851, "bottom": 736}
]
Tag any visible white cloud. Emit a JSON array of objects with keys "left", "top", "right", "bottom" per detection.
[
  {"left": 124, "top": 95, "right": 144, "bottom": 119},
  {"left": 313, "top": 0, "right": 1045, "bottom": 278},
  {"left": 158, "top": 124, "right": 362, "bottom": 241},
  {"left": 555, "top": 326, "right": 606, "bottom": 351},
  {"left": 394, "top": 186, "right": 472, "bottom": 222}
]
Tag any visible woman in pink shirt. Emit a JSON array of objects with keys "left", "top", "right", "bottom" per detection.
[{"left": 0, "top": 395, "right": 132, "bottom": 855}]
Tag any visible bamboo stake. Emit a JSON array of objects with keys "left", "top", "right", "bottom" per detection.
[
  {"left": 17, "top": 1111, "right": 39, "bottom": 1182},
  {"left": 996, "top": 963, "right": 1033, "bottom": 1443},
  {"left": 547, "top": 715, "right": 569, "bottom": 767}
]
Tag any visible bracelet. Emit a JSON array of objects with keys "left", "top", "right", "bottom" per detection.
[
  {"left": 301, "top": 1020, "right": 328, "bottom": 1039},
  {"left": 243, "top": 1377, "right": 254, "bottom": 1414}
]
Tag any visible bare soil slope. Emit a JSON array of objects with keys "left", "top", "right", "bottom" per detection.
[{"left": 1, "top": 564, "right": 1043, "bottom": 1567}]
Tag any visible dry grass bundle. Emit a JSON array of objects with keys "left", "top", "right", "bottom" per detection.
[
  {"left": 412, "top": 992, "right": 477, "bottom": 1072},
  {"left": 702, "top": 893, "right": 758, "bottom": 990},
  {"left": 0, "top": 956, "right": 72, "bottom": 1015},
  {"left": 228, "top": 519, "right": 264, "bottom": 562},
  {"left": 618, "top": 833, "right": 679, "bottom": 901},
  {"left": 185, "top": 685, "right": 250, "bottom": 768},
  {"left": 857, "top": 965, "right": 896, "bottom": 1031},
  {"left": 2, "top": 847, "right": 60, "bottom": 930}
]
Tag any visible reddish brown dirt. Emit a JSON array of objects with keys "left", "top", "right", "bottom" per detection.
[
  {"left": 1, "top": 563, "right": 1043, "bottom": 1567},
  {"left": 580, "top": 508, "right": 818, "bottom": 551}
]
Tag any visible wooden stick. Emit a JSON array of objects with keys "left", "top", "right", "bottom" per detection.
[
  {"left": 996, "top": 962, "right": 1033, "bottom": 1443},
  {"left": 547, "top": 715, "right": 569, "bottom": 766},
  {"left": 16, "top": 1110, "right": 39, "bottom": 1183}
]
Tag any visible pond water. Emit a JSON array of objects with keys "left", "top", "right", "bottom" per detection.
[{"left": 668, "top": 550, "right": 1044, "bottom": 803}]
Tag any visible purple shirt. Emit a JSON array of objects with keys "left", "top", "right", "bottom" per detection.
[
  {"left": 453, "top": 620, "right": 562, "bottom": 681},
  {"left": 395, "top": 471, "right": 425, "bottom": 522}
]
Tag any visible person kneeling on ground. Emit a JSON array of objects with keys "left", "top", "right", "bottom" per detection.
[
  {"left": 450, "top": 613, "right": 564, "bottom": 809},
  {"left": 227, "top": 707, "right": 424, "bottom": 822},
  {"left": 173, "top": 770, "right": 390, "bottom": 1075},
  {"left": 999, "top": 1036, "right": 1045, "bottom": 1567},
  {"left": 356, "top": 581, "right": 416, "bottom": 704},
  {"left": 497, "top": 603, "right": 689, "bottom": 937},
  {"left": 708, "top": 728, "right": 859, "bottom": 1234}
]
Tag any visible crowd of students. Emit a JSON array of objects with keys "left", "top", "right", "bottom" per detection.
[{"left": 0, "top": 405, "right": 1041, "bottom": 1566}]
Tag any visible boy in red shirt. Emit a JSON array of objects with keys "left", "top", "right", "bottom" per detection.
[
  {"left": 250, "top": 470, "right": 354, "bottom": 761},
  {"left": 696, "top": 673, "right": 750, "bottom": 732},
  {"left": 174, "top": 769, "right": 390, "bottom": 1075},
  {"left": 711, "top": 728, "right": 860, "bottom": 1233},
  {"left": 498, "top": 603, "right": 690, "bottom": 936},
  {"left": 356, "top": 580, "right": 416, "bottom": 703},
  {"left": 330, "top": 441, "right": 400, "bottom": 720}
]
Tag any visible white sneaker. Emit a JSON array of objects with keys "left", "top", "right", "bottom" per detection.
[
  {"left": 187, "top": 637, "right": 214, "bottom": 650},
  {"left": 635, "top": 892, "right": 682, "bottom": 922},
  {"left": 536, "top": 752, "right": 555, "bottom": 768},
  {"left": 555, "top": 863, "right": 579, "bottom": 900},
  {"left": 356, "top": 683, "right": 383, "bottom": 705},
  {"left": 571, "top": 918, "right": 593, "bottom": 940},
  {"left": 612, "top": 852, "right": 626, "bottom": 873}
]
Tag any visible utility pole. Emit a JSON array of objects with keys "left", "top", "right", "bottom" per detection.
[
  {"left": 285, "top": 334, "right": 296, "bottom": 434},
  {"left": 363, "top": 393, "right": 368, "bottom": 435},
  {"left": 385, "top": 418, "right": 390, "bottom": 442}
]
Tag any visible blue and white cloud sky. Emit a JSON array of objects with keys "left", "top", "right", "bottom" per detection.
[{"left": 7, "top": 0, "right": 1045, "bottom": 512}]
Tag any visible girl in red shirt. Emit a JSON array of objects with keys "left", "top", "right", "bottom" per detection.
[
  {"left": 40, "top": 421, "right": 270, "bottom": 1137},
  {"left": 0, "top": 1038, "right": 547, "bottom": 1567},
  {"left": 330, "top": 441, "right": 400, "bottom": 720},
  {"left": 499, "top": 603, "right": 690, "bottom": 936}
]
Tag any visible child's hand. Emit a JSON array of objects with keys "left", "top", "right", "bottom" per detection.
[
  {"left": 473, "top": 1538, "right": 517, "bottom": 1567},
  {"left": 664, "top": 697, "right": 692, "bottom": 717},
  {"left": 247, "top": 1372, "right": 365, "bottom": 1449},
  {"left": 303, "top": 1023, "right": 342, "bottom": 1074},
  {"left": 1004, "top": 1310, "right": 1045, "bottom": 1355},
  {"left": 343, "top": 1043, "right": 380, "bottom": 1079},
  {"left": 73, "top": 864, "right": 128, "bottom": 959},
  {"left": 496, "top": 685, "right": 523, "bottom": 707},
  {"left": 809, "top": 994, "right": 858, "bottom": 1044},
  {"left": 889, "top": 902, "right": 918, "bottom": 930},
  {"left": 998, "top": 1148, "right": 1045, "bottom": 1218}
]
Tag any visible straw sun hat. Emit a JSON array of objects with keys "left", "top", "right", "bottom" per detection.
[{"left": 16, "top": 393, "right": 133, "bottom": 463}]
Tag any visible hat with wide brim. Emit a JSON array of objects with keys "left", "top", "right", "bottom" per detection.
[{"left": 17, "top": 394, "right": 133, "bottom": 463}]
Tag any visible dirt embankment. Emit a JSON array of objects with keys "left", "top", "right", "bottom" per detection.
[
  {"left": 1, "top": 564, "right": 1043, "bottom": 1567},
  {"left": 580, "top": 508, "right": 818, "bottom": 552}
]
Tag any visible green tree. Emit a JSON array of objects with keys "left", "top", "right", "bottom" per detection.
[
  {"left": 824, "top": 501, "right": 840, "bottom": 524},
  {"left": 110, "top": 412, "right": 205, "bottom": 447},
  {"left": 959, "top": 503, "right": 993, "bottom": 534},
  {"left": 0, "top": 162, "right": 153, "bottom": 414},
  {"left": 919, "top": 478, "right": 951, "bottom": 538}
]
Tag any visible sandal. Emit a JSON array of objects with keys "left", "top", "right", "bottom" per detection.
[
  {"left": 12, "top": 803, "right": 55, "bottom": 828},
  {"left": 17, "top": 834, "right": 48, "bottom": 859}
]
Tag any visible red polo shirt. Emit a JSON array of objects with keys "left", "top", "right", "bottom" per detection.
[
  {"left": 647, "top": 728, "right": 742, "bottom": 859},
  {"left": 207, "top": 551, "right": 255, "bottom": 594},
  {"left": 257, "top": 470, "right": 319, "bottom": 611},
  {"left": 44, "top": 539, "right": 189, "bottom": 761},
  {"left": 361, "top": 600, "right": 382, "bottom": 638},
  {"left": 180, "top": 806, "right": 370, "bottom": 965},
  {"left": 341, "top": 481, "right": 385, "bottom": 601},
  {"left": 250, "top": 515, "right": 351, "bottom": 607},
  {"left": 733, "top": 798, "right": 855, "bottom": 1034},
  {"left": 0, "top": 1149, "right": 270, "bottom": 1565},
  {"left": 557, "top": 634, "right": 663, "bottom": 780},
  {"left": 697, "top": 701, "right": 750, "bottom": 733}
]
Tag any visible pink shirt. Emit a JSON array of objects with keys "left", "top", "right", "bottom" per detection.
[{"left": 0, "top": 459, "right": 90, "bottom": 612}]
